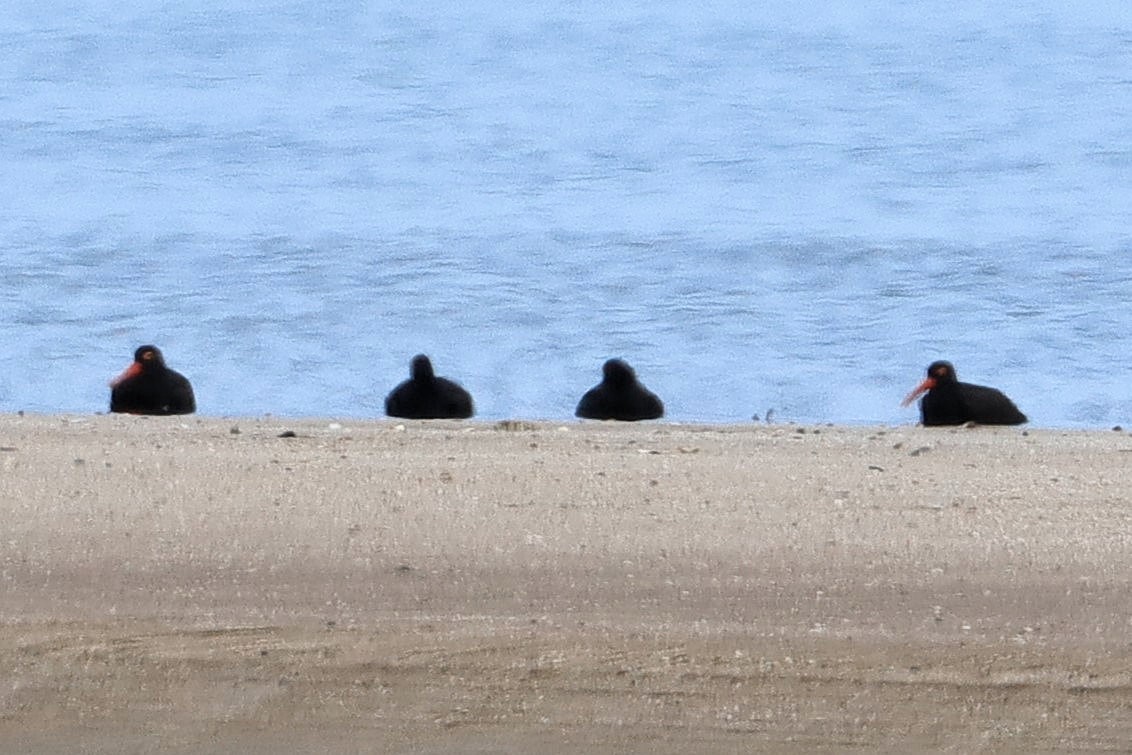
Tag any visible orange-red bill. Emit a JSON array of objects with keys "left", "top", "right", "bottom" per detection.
[
  {"left": 109, "top": 361, "right": 144, "bottom": 388},
  {"left": 901, "top": 377, "right": 936, "bottom": 407}
]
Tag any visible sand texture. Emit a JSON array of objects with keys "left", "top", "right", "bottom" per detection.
[{"left": 3, "top": 413, "right": 1132, "bottom": 753}]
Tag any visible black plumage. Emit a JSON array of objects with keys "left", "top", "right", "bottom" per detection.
[
  {"left": 385, "top": 354, "right": 474, "bottom": 419},
  {"left": 902, "top": 360, "right": 1027, "bottom": 426},
  {"left": 575, "top": 359, "right": 664, "bottom": 421},
  {"left": 109, "top": 345, "right": 196, "bottom": 415}
]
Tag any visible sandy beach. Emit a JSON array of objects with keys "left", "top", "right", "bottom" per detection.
[{"left": 3, "top": 413, "right": 1132, "bottom": 753}]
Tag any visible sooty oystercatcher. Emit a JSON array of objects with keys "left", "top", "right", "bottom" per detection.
[
  {"left": 575, "top": 358, "right": 664, "bottom": 421},
  {"left": 901, "top": 360, "right": 1027, "bottom": 426},
  {"left": 109, "top": 345, "right": 196, "bottom": 415},
  {"left": 385, "top": 354, "right": 474, "bottom": 419}
]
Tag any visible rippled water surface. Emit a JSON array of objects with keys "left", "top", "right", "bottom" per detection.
[{"left": 2, "top": 2, "right": 1131, "bottom": 425}]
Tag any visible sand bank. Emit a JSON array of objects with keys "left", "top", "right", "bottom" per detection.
[{"left": 3, "top": 413, "right": 1132, "bottom": 752}]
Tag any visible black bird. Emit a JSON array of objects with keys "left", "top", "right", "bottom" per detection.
[
  {"left": 901, "top": 360, "right": 1027, "bottom": 426},
  {"left": 575, "top": 358, "right": 664, "bottom": 421},
  {"left": 109, "top": 345, "right": 196, "bottom": 415},
  {"left": 385, "top": 354, "right": 474, "bottom": 419}
]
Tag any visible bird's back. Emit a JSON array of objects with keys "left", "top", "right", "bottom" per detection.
[
  {"left": 111, "top": 369, "right": 195, "bottom": 415},
  {"left": 576, "top": 384, "right": 663, "bottom": 421},
  {"left": 921, "top": 381, "right": 1025, "bottom": 426},
  {"left": 386, "top": 377, "right": 473, "bottom": 419},
  {"left": 958, "top": 381, "right": 1027, "bottom": 425}
]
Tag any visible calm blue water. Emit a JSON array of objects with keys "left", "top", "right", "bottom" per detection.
[{"left": 2, "top": 2, "right": 1131, "bottom": 426}]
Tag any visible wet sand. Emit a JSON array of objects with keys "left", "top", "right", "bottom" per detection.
[{"left": 3, "top": 413, "right": 1132, "bottom": 753}]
